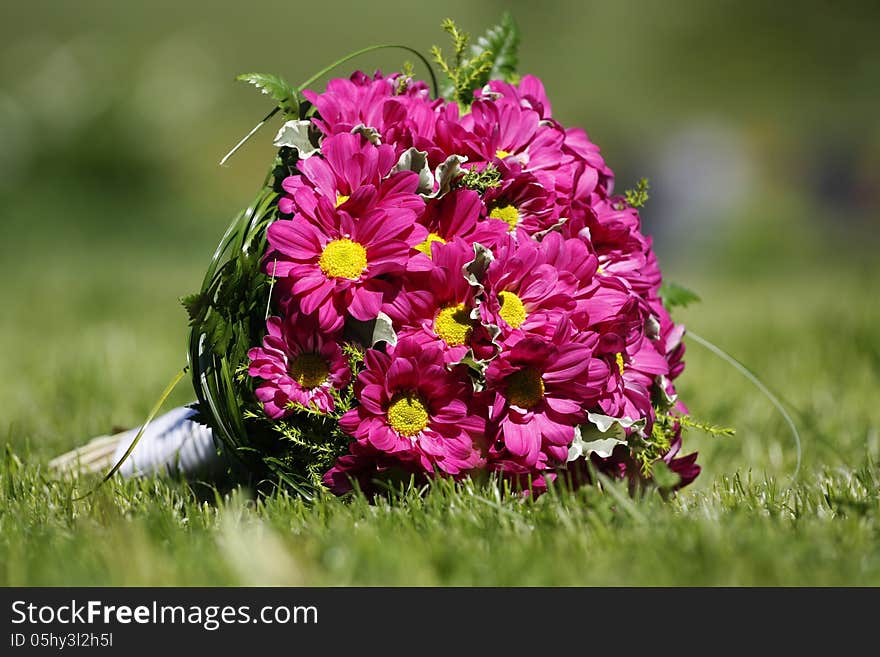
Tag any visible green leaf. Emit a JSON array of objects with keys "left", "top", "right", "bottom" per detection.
[
  {"left": 272, "top": 119, "right": 320, "bottom": 159},
  {"left": 180, "top": 292, "right": 209, "bottom": 325},
  {"left": 659, "top": 282, "right": 701, "bottom": 309},
  {"left": 235, "top": 73, "right": 299, "bottom": 114},
  {"left": 344, "top": 312, "right": 398, "bottom": 349},
  {"left": 568, "top": 432, "right": 626, "bottom": 461},
  {"left": 370, "top": 312, "right": 398, "bottom": 348},
  {"left": 651, "top": 460, "right": 682, "bottom": 490},
  {"left": 470, "top": 12, "right": 520, "bottom": 86},
  {"left": 394, "top": 148, "right": 434, "bottom": 195},
  {"left": 463, "top": 242, "right": 494, "bottom": 291},
  {"left": 567, "top": 413, "right": 645, "bottom": 461},
  {"left": 431, "top": 154, "right": 468, "bottom": 198}
]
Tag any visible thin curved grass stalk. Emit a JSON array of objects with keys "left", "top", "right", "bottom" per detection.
[
  {"left": 264, "top": 258, "right": 277, "bottom": 321},
  {"left": 74, "top": 366, "right": 189, "bottom": 500},
  {"left": 687, "top": 330, "right": 802, "bottom": 481},
  {"left": 296, "top": 44, "right": 439, "bottom": 99},
  {"left": 218, "top": 107, "right": 281, "bottom": 167},
  {"left": 219, "top": 43, "right": 438, "bottom": 166}
]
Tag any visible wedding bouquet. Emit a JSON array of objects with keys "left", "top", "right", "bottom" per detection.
[{"left": 184, "top": 16, "right": 701, "bottom": 497}]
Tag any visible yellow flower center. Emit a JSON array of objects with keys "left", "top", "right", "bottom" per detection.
[
  {"left": 415, "top": 232, "right": 447, "bottom": 257},
  {"left": 495, "top": 149, "right": 512, "bottom": 159},
  {"left": 615, "top": 352, "right": 625, "bottom": 376},
  {"left": 489, "top": 204, "right": 520, "bottom": 232},
  {"left": 387, "top": 392, "right": 429, "bottom": 437},
  {"left": 318, "top": 238, "right": 367, "bottom": 280},
  {"left": 434, "top": 304, "right": 473, "bottom": 347},
  {"left": 289, "top": 353, "right": 329, "bottom": 389},
  {"left": 498, "top": 290, "right": 527, "bottom": 329},
  {"left": 506, "top": 368, "right": 545, "bottom": 410},
  {"left": 335, "top": 193, "right": 350, "bottom": 207}
]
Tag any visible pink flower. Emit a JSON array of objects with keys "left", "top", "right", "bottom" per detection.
[
  {"left": 338, "top": 337, "right": 486, "bottom": 475},
  {"left": 385, "top": 238, "right": 494, "bottom": 363},
  {"left": 564, "top": 196, "right": 660, "bottom": 296},
  {"left": 479, "top": 235, "right": 576, "bottom": 340},
  {"left": 247, "top": 315, "right": 351, "bottom": 418},
  {"left": 485, "top": 322, "right": 607, "bottom": 470},
  {"left": 278, "top": 132, "right": 424, "bottom": 219},
  {"left": 480, "top": 74, "right": 554, "bottom": 119},
  {"left": 561, "top": 127, "right": 614, "bottom": 195},
  {"left": 651, "top": 297, "right": 686, "bottom": 381},
  {"left": 409, "top": 188, "right": 508, "bottom": 269},
  {"left": 304, "top": 71, "right": 442, "bottom": 155},
  {"left": 481, "top": 163, "right": 559, "bottom": 237},
  {"left": 440, "top": 98, "right": 566, "bottom": 173},
  {"left": 552, "top": 160, "right": 601, "bottom": 215},
  {"left": 662, "top": 429, "right": 701, "bottom": 488},
  {"left": 323, "top": 441, "right": 425, "bottom": 496},
  {"left": 247, "top": 70, "right": 701, "bottom": 494},
  {"left": 532, "top": 231, "right": 599, "bottom": 328},
  {"left": 470, "top": 76, "right": 612, "bottom": 197},
  {"left": 266, "top": 199, "right": 426, "bottom": 330},
  {"left": 649, "top": 296, "right": 688, "bottom": 414},
  {"left": 583, "top": 296, "right": 664, "bottom": 424}
]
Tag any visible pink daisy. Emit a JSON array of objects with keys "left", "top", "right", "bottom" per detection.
[
  {"left": 278, "top": 132, "right": 424, "bottom": 219},
  {"left": 304, "top": 70, "right": 442, "bottom": 156},
  {"left": 385, "top": 238, "right": 494, "bottom": 364},
  {"left": 479, "top": 235, "right": 577, "bottom": 340},
  {"left": 481, "top": 163, "right": 559, "bottom": 238},
  {"left": 584, "top": 297, "right": 665, "bottom": 424},
  {"left": 480, "top": 74, "right": 554, "bottom": 119},
  {"left": 440, "top": 97, "right": 566, "bottom": 173},
  {"left": 266, "top": 199, "right": 426, "bottom": 330},
  {"left": 247, "top": 314, "right": 351, "bottom": 418},
  {"left": 563, "top": 196, "right": 660, "bottom": 296},
  {"left": 475, "top": 75, "right": 611, "bottom": 197},
  {"left": 527, "top": 231, "right": 599, "bottom": 329},
  {"left": 485, "top": 322, "right": 607, "bottom": 470},
  {"left": 322, "top": 440, "right": 425, "bottom": 496},
  {"left": 338, "top": 337, "right": 486, "bottom": 475},
  {"left": 648, "top": 296, "right": 688, "bottom": 414},
  {"left": 409, "top": 188, "right": 508, "bottom": 269},
  {"left": 561, "top": 127, "right": 615, "bottom": 195}
]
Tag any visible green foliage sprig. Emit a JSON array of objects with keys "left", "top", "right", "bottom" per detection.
[
  {"left": 432, "top": 13, "right": 520, "bottom": 108},
  {"left": 678, "top": 415, "right": 736, "bottom": 438},
  {"left": 461, "top": 163, "right": 502, "bottom": 194},
  {"left": 624, "top": 177, "right": 651, "bottom": 208},
  {"left": 631, "top": 411, "right": 733, "bottom": 478},
  {"left": 235, "top": 73, "right": 300, "bottom": 117}
]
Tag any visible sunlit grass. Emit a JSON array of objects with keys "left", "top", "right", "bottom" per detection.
[
  {"left": 2, "top": 459, "right": 878, "bottom": 586},
  {"left": 1, "top": 184, "right": 878, "bottom": 586}
]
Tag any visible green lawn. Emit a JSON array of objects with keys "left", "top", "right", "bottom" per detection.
[{"left": 1, "top": 182, "right": 878, "bottom": 586}]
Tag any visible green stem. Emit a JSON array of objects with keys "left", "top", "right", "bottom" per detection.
[
  {"left": 687, "top": 330, "right": 802, "bottom": 482},
  {"left": 295, "top": 43, "right": 438, "bottom": 97},
  {"left": 219, "top": 44, "right": 438, "bottom": 166},
  {"left": 74, "top": 366, "right": 189, "bottom": 500}
]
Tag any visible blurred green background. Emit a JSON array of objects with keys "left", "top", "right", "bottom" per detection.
[{"left": 1, "top": 0, "right": 878, "bottom": 481}]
